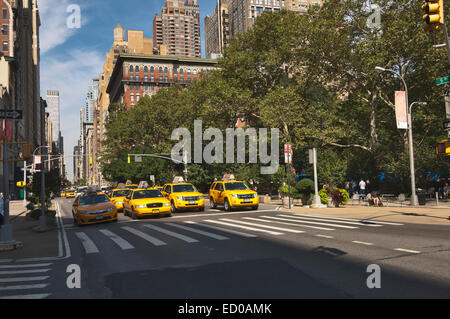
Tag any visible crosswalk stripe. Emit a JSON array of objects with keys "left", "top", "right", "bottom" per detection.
[
  {"left": 0, "top": 263, "right": 52, "bottom": 269},
  {"left": 0, "top": 269, "right": 50, "bottom": 275},
  {"left": 165, "top": 223, "right": 229, "bottom": 240},
  {"left": 0, "top": 284, "right": 49, "bottom": 291},
  {"left": 75, "top": 232, "right": 99, "bottom": 254},
  {"left": 280, "top": 215, "right": 382, "bottom": 227},
  {"left": 99, "top": 229, "right": 134, "bottom": 250},
  {"left": 121, "top": 226, "right": 166, "bottom": 246},
  {"left": 184, "top": 221, "right": 257, "bottom": 238},
  {"left": 144, "top": 225, "right": 199, "bottom": 243},
  {"left": 315, "top": 234, "right": 334, "bottom": 239},
  {"left": 352, "top": 241, "right": 374, "bottom": 246},
  {"left": 0, "top": 276, "right": 50, "bottom": 283},
  {"left": 277, "top": 215, "right": 358, "bottom": 229},
  {"left": 394, "top": 248, "right": 421, "bottom": 254},
  {"left": 226, "top": 218, "right": 305, "bottom": 233},
  {"left": 0, "top": 293, "right": 51, "bottom": 299},
  {"left": 257, "top": 216, "right": 334, "bottom": 231},
  {"left": 204, "top": 220, "right": 283, "bottom": 235},
  {"left": 291, "top": 212, "right": 404, "bottom": 226}
]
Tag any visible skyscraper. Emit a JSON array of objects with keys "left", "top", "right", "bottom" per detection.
[
  {"left": 46, "top": 90, "right": 60, "bottom": 144},
  {"left": 205, "top": 0, "right": 230, "bottom": 59},
  {"left": 153, "top": 0, "right": 201, "bottom": 58},
  {"left": 84, "top": 79, "right": 98, "bottom": 123}
]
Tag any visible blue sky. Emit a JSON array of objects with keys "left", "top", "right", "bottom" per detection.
[{"left": 39, "top": 0, "right": 216, "bottom": 182}]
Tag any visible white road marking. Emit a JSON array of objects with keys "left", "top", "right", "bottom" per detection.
[
  {"left": 75, "top": 232, "right": 99, "bottom": 254},
  {"left": 99, "top": 229, "right": 134, "bottom": 250},
  {"left": 394, "top": 248, "right": 421, "bottom": 254},
  {"left": 121, "top": 226, "right": 166, "bottom": 246},
  {"left": 280, "top": 215, "right": 382, "bottom": 227},
  {"left": 290, "top": 212, "right": 404, "bottom": 226},
  {"left": 0, "top": 284, "right": 49, "bottom": 291},
  {"left": 184, "top": 221, "right": 257, "bottom": 238},
  {"left": 144, "top": 225, "right": 199, "bottom": 243},
  {"left": 277, "top": 215, "right": 358, "bottom": 229},
  {"left": 0, "top": 263, "right": 52, "bottom": 269},
  {"left": 204, "top": 220, "right": 283, "bottom": 235},
  {"left": 315, "top": 234, "right": 334, "bottom": 239},
  {"left": 234, "top": 218, "right": 305, "bottom": 233},
  {"left": 170, "top": 208, "right": 277, "bottom": 219},
  {"left": 0, "top": 269, "right": 50, "bottom": 275},
  {"left": 352, "top": 241, "right": 374, "bottom": 246},
  {"left": 258, "top": 216, "right": 334, "bottom": 231},
  {"left": 165, "top": 223, "right": 229, "bottom": 240},
  {"left": 0, "top": 259, "right": 13, "bottom": 263},
  {"left": 0, "top": 293, "right": 51, "bottom": 299},
  {"left": 0, "top": 276, "right": 50, "bottom": 283}
]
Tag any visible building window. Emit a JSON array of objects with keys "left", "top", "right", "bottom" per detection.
[
  {"left": 129, "top": 65, "right": 134, "bottom": 80},
  {"left": 159, "top": 67, "right": 163, "bottom": 82},
  {"left": 130, "top": 94, "right": 134, "bottom": 102},
  {"left": 150, "top": 66, "right": 154, "bottom": 82},
  {"left": 135, "top": 66, "right": 140, "bottom": 81},
  {"left": 2, "top": 41, "right": 8, "bottom": 52},
  {"left": 2, "top": 10, "right": 6, "bottom": 20},
  {"left": 2, "top": 25, "right": 7, "bottom": 35},
  {"left": 180, "top": 68, "right": 184, "bottom": 83}
]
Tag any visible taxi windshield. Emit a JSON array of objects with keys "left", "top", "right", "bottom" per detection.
[
  {"left": 224, "top": 182, "right": 249, "bottom": 191},
  {"left": 133, "top": 190, "right": 164, "bottom": 199},
  {"left": 173, "top": 184, "right": 197, "bottom": 193},
  {"left": 112, "top": 190, "right": 130, "bottom": 198},
  {"left": 80, "top": 194, "right": 110, "bottom": 206}
]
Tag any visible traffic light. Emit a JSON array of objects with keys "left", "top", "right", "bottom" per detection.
[
  {"left": 127, "top": 156, "right": 131, "bottom": 164},
  {"left": 422, "top": 0, "right": 444, "bottom": 31},
  {"left": 436, "top": 139, "right": 450, "bottom": 155}
]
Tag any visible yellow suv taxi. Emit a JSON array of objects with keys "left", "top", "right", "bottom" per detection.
[
  {"left": 123, "top": 189, "right": 171, "bottom": 219},
  {"left": 66, "top": 189, "right": 77, "bottom": 198},
  {"left": 162, "top": 183, "right": 205, "bottom": 213},
  {"left": 209, "top": 180, "right": 259, "bottom": 211},
  {"left": 109, "top": 189, "right": 131, "bottom": 211}
]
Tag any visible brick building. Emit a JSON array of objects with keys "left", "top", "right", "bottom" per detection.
[{"left": 107, "top": 53, "right": 217, "bottom": 109}]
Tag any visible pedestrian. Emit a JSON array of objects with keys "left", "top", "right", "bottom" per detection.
[
  {"left": 0, "top": 193, "right": 4, "bottom": 226},
  {"left": 366, "top": 179, "right": 371, "bottom": 194},
  {"left": 359, "top": 179, "right": 366, "bottom": 195}
]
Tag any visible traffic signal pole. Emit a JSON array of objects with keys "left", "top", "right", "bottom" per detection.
[{"left": 442, "top": 2, "right": 450, "bottom": 64}]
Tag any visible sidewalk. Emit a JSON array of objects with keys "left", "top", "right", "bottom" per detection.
[
  {"left": 0, "top": 200, "right": 60, "bottom": 261},
  {"left": 281, "top": 205, "right": 450, "bottom": 226}
]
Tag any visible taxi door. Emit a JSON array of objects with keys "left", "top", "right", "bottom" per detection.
[
  {"left": 123, "top": 191, "right": 133, "bottom": 213},
  {"left": 214, "top": 182, "right": 225, "bottom": 204}
]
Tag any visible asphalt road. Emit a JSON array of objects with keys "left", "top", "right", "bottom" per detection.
[{"left": 1, "top": 197, "right": 449, "bottom": 299}]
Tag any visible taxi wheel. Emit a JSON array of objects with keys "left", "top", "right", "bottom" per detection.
[
  {"left": 198, "top": 206, "right": 205, "bottom": 212},
  {"left": 252, "top": 205, "right": 259, "bottom": 210},
  {"left": 131, "top": 208, "right": 139, "bottom": 220},
  {"left": 171, "top": 201, "right": 177, "bottom": 214},
  {"left": 224, "top": 199, "right": 231, "bottom": 212},
  {"left": 210, "top": 198, "right": 217, "bottom": 209}
]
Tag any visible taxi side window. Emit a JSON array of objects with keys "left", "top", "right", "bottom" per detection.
[
  {"left": 210, "top": 182, "right": 216, "bottom": 190},
  {"left": 166, "top": 186, "right": 172, "bottom": 194},
  {"left": 126, "top": 192, "right": 132, "bottom": 200},
  {"left": 215, "top": 183, "right": 223, "bottom": 191}
]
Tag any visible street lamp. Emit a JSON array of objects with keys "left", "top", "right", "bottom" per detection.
[
  {"left": 375, "top": 66, "right": 424, "bottom": 206},
  {"left": 33, "top": 146, "right": 50, "bottom": 229}
]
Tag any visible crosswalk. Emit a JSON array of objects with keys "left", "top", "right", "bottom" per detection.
[
  {"left": 70, "top": 213, "right": 404, "bottom": 255},
  {"left": 0, "top": 263, "right": 53, "bottom": 299}
]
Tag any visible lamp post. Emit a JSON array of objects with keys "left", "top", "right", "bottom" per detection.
[
  {"left": 33, "top": 146, "right": 49, "bottom": 228},
  {"left": 375, "top": 66, "right": 426, "bottom": 206}
]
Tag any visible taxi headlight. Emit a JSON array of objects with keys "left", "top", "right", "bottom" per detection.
[
  {"left": 163, "top": 203, "right": 170, "bottom": 207},
  {"left": 115, "top": 202, "right": 123, "bottom": 205},
  {"left": 252, "top": 194, "right": 258, "bottom": 198},
  {"left": 232, "top": 194, "right": 239, "bottom": 199},
  {"left": 177, "top": 196, "right": 183, "bottom": 201},
  {"left": 136, "top": 205, "right": 147, "bottom": 209}
]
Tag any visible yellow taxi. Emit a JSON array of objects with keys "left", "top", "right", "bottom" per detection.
[
  {"left": 209, "top": 179, "right": 259, "bottom": 211},
  {"left": 153, "top": 186, "right": 164, "bottom": 193},
  {"left": 109, "top": 189, "right": 131, "bottom": 211},
  {"left": 123, "top": 188, "right": 171, "bottom": 219},
  {"left": 161, "top": 182, "right": 205, "bottom": 213},
  {"left": 60, "top": 190, "right": 66, "bottom": 197},
  {"left": 124, "top": 184, "right": 139, "bottom": 190},
  {"left": 72, "top": 190, "right": 118, "bottom": 226},
  {"left": 66, "top": 189, "right": 77, "bottom": 198}
]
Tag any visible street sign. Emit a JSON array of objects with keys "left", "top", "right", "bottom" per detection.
[
  {"left": 284, "top": 144, "right": 293, "bottom": 164},
  {"left": 444, "top": 120, "right": 450, "bottom": 130},
  {"left": 0, "top": 110, "right": 23, "bottom": 120},
  {"left": 436, "top": 76, "right": 450, "bottom": 86}
]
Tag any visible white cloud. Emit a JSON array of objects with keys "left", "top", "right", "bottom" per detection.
[
  {"left": 40, "top": 49, "right": 104, "bottom": 181},
  {"left": 39, "top": 0, "right": 87, "bottom": 54}
]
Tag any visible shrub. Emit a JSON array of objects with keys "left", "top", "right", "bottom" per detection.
[
  {"left": 319, "top": 189, "right": 328, "bottom": 204},
  {"left": 296, "top": 179, "right": 314, "bottom": 206},
  {"left": 278, "top": 185, "right": 298, "bottom": 197},
  {"left": 329, "top": 188, "right": 344, "bottom": 207},
  {"left": 340, "top": 189, "right": 349, "bottom": 205}
]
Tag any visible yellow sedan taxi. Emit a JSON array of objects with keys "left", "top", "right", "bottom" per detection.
[
  {"left": 109, "top": 189, "right": 131, "bottom": 211},
  {"left": 123, "top": 189, "right": 171, "bottom": 219},
  {"left": 162, "top": 183, "right": 205, "bottom": 213},
  {"left": 72, "top": 191, "right": 118, "bottom": 226},
  {"left": 66, "top": 189, "right": 77, "bottom": 198},
  {"left": 209, "top": 180, "right": 259, "bottom": 211}
]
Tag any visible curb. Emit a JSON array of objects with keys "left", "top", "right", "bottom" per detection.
[{"left": 0, "top": 241, "right": 23, "bottom": 252}]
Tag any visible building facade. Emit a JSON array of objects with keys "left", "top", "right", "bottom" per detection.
[
  {"left": 204, "top": 0, "right": 230, "bottom": 59},
  {"left": 153, "top": 0, "right": 201, "bottom": 58},
  {"left": 107, "top": 53, "right": 218, "bottom": 109},
  {"left": 46, "top": 90, "right": 60, "bottom": 143}
]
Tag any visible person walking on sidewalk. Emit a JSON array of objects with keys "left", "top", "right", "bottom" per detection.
[
  {"left": 359, "top": 179, "right": 366, "bottom": 195},
  {"left": 0, "top": 193, "right": 4, "bottom": 225}
]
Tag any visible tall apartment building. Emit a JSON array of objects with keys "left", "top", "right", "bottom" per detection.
[
  {"left": 92, "top": 23, "right": 164, "bottom": 187},
  {"left": 83, "top": 79, "right": 98, "bottom": 123},
  {"left": 0, "top": 0, "right": 43, "bottom": 196},
  {"left": 153, "top": 0, "right": 201, "bottom": 58},
  {"left": 229, "top": 0, "right": 323, "bottom": 36},
  {"left": 205, "top": 0, "right": 230, "bottom": 59},
  {"left": 46, "top": 90, "right": 60, "bottom": 143}
]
